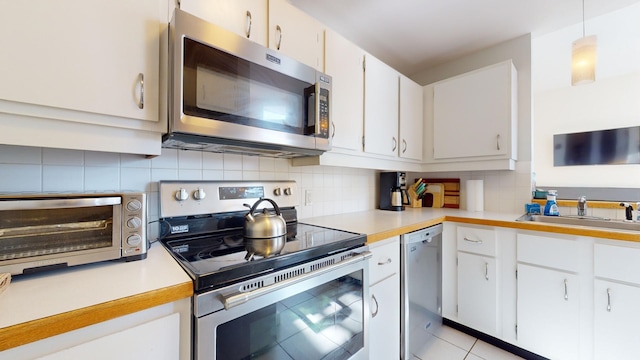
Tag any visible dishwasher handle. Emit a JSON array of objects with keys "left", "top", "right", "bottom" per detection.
[{"left": 222, "top": 251, "right": 372, "bottom": 310}]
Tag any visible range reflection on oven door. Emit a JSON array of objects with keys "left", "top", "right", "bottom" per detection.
[{"left": 196, "top": 257, "right": 370, "bottom": 360}]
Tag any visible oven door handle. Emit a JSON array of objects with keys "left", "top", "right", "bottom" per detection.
[{"left": 222, "top": 250, "right": 372, "bottom": 310}]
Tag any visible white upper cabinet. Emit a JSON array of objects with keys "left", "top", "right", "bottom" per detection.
[
  {"left": 0, "top": 0, "right": 167, "bottom": 155},
  {"left": 268, "top": 0, "right": 324, "bottom": 71},
  {"left": 324, "top": 29, "right": 364, "bottom": 153},
  {"left": 424, "top": 60, "right": 517, "bottom": 171},
  {"left": 399, "top": 75, "right": 423, "bottom": 161},
  {"left": 363, "top": 54, "right": 399, "bottom": 157},
  {"left": 179, "top": 0, "right": 268, "bottom": 46}
]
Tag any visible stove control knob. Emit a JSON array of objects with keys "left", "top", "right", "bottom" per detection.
[
  {"left": 175, "top": 188, "right": 189, "bottom": 201},
  {"left": 273, "top": 188, "right": 282, "bottom": 196},
  {"left": 126, "top": 199, "right": 142, "bottom": 212},
  {"left": 127, "top": 234, "right": 142, "bottom": 246},
  {"left": 193, "top": 188, "right": 206, "bottom": 200},
  {"left": 127, "top": 216, "right": 142, "bottom": 229},
  {"left": 284, "top": 187, "right": 292, "bottom": 196}
]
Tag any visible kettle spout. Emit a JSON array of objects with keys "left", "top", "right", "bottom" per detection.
[{"left": 245, "top": 212, "right": 255, "bottom": 223}]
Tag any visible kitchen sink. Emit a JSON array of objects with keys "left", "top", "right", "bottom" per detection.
[{"left": 516, "top": 214, "right": 640, "bottom": 231}]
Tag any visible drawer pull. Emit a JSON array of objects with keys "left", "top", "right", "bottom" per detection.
[
  {"left": 564, "top": 279, "right": 569, "bottom": 301},
  {"left": 607, "top": 288, "right": 612, "bottom": 312},
  {"left": 377, "top": 258, "right": 392, "bottom": 266},
  {"left": 463, "top": 237, "right": 483, "bottom": 244},
  {"left": 485, "top": 262, "right": 489, "bottom": 280}
]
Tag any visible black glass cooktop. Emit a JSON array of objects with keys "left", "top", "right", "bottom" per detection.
[{"left": 162, "top": 222, "right": 366, "bottom": 292}]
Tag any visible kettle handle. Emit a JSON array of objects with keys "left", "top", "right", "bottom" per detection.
[{"left": 249, "top": 198, "right": 282, "bottom": 215}]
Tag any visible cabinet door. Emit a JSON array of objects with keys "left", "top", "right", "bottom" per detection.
[
  {"left": 457, "top": 252, "right": 498, "bottom": 336},
  {"left": 0, "top": 0, "right": 164, "bottom": 124},
  {"left": 517, "top": 264, "right": 580, "bottom": 360},
  {"left": 325, "top": 29, "right": 364, "bottom": 152},
  {"left": 433, "top": 61, "right": 515, "bottom": 160},
  {"left": 363, "top": 54, "right": 399, "bottom": 157},
  {"left": 399, "top": 75, "right": 423, "bottom": 161},
  {"left": 268, "top": 0, "right": 324, "bottom": 70},
  {"left": 179, "top": 0, "right": 267, "bottom": 46},
  {"left": 370, "top": 274, "right": 400, "bottom": 360},
  {"left": 594, "top": 279, "right": 640, "bottom": 360}
]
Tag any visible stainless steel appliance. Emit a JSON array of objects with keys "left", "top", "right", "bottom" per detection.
[
  {"left": 0, "top": 192, "right": 147, "bottom": 275},
  {"left": 159, "top": 180, "right": 370, "bottom": 360},
  {"left": 164, "top": 9, "right": 332, "bottom": 158},
  {"left": 400, "top": 224, "right": 443, "bottom": 360},
  {"left": 379, "top": 171, "right": 410, "bottom": 211}
]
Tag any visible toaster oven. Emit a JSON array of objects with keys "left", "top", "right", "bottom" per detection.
[{"left": 0, "top": 192, "right": 147, "bottom": 275}]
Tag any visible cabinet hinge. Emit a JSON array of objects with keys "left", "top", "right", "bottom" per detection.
[
  {"left": 456, "top": 304, "right": 459, "bottom": 314},
  {"left": 515, "top": 324, "right": 518, "bottom": 337},
  {"left": 362, "top": 136, "right": 365, "bottom": 148},
  {"left": 456, "top": 257, "right": 458, "bottom": 266},
  {"left": 362, "top": 56, "right": 366, "bottom": 72},
  {"left": 515, "top": 269, "right": 518, "bottom": 279}
]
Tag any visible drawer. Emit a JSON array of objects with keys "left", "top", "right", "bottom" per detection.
[
  {"left": 517, "top": 233, "right": 580, "bottom": 272},
  {"left": 595, "top": 243, "right": 640, "bottom": 285},
  {"left": 369, "top": 237, "right": 399, "bottom": 285},
  {"left": 457, "top": 225, "right": 496, "bottom": 257}
]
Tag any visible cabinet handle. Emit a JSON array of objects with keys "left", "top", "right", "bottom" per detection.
[
  {"left": 377, "top": 258, "right": 392, "bottom": 266},
  {"left": 564, "top": 279, "right": 569, "bottom": 301},
  {"left": 137, "top": 73, "right": 144, "bottom": 109},
  {"left": 276, "top": 25, "right": 283, "bottom": 50},
  {"left": 485, "top": 262, "right": 489, "bottom": 280},
  {"left": 245, "top": 11, "right": 252, "bottom": 38},
  {"left": 463, "top": 237, "right": 483, "bottom": 244},
  {"left": 371, "top": 294, "right": 379, "bottom": 318},
  {"left": 331, "top": 122, "right": 336, "bottom": 139},
  {"left": 496, "top": 134, "right": 501, "bottom": 151},
  {"left": 392, "top": 137, "right": 397, "bottom": 152},
  {"left": 607, "top": 288, "right": 612, "bottom": 312},
  {"left": 402, "top": 139, "right": 407, "bottom": 153}
]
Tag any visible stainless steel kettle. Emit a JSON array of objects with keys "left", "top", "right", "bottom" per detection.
[{"left": 243, "top": 198, "right": 287, "bottom": 260}]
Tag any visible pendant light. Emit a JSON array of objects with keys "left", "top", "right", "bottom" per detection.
[{"left": 571, "top": 0, "right": 597, "bottom": 85}]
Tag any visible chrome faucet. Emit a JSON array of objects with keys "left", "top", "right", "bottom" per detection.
[{"left": 577, "top": 196, "right": 587, "bottom": 217}]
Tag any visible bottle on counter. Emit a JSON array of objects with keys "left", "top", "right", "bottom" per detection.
[{"left": 544, "top": 190, "right": 560, "bottom": 216}]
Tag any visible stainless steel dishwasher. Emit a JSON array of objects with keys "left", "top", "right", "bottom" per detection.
[{"left": 400, "top": 223, "right": 443, "bottom": 360}]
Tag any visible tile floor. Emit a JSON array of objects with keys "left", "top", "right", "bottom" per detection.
[{"left": 413, "top": 325, "right": 525, "bottom": 360}]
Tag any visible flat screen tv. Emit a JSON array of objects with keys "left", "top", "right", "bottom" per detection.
[{"left": 553, "top": 126, "right": 640, "bottom": 166}]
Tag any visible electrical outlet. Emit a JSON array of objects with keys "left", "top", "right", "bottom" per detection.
[{"left": 305, "top": 189, "right": 313, "bottom": 206}]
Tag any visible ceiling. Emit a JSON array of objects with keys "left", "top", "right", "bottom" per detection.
[{"left": 289, "top": 0, "right": 640, "bottom": 76}]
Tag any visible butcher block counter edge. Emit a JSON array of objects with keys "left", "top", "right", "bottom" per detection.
[{"left": 365, "top": 214, "right": 640, "bottom": 243}]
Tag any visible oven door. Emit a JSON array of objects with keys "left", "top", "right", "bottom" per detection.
[
  {"left": 196, "top": 252, "right": 371, "bottom": 360},
  {"left": 0, "top": 197, "right": 122, "bottom": 275}
]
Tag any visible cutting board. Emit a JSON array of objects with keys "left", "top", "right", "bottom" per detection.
[
  {"left": 417, "top": 178, "right": 460, "bottom": 209},
  {"left": 423, "top": 183, "right": 445, "bottom": 208}
]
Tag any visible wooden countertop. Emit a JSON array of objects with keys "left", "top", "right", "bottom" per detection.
[{"left": 0, "top": 245, "right": 193, "bottom": 352}]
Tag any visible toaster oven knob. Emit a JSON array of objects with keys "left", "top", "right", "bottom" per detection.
[
  {"left": 175, "top": 188, "right": 189, "bottom": 201},
  {"left": 127, "top": 234, "right": 142, "bottom": 246},
  {"left": 284, "top": 187, "right": 292, "bottom": 196},
  {"left": 126, "top": 199, "right": 142, "bottom": 212},
  {"left": 273, "top": 188, "right": 282, "bottom": 196},
  {"left": 127, "top": 217, "right": 142, "bottom": 229},
  {"left": 193, "top": 188, "right": 206, "bottom": 200}
]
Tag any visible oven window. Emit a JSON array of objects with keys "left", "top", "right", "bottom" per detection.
[
  {"left": 183, "top": 38, "right": 315, "bottom": 135},
  {"left": 0, "top": 206, "right": 114, "bottom": 261},
  {"left": 216, "top": 270, "right": 364, "bottom": 359}
]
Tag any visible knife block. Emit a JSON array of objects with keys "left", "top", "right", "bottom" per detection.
[{"left": 408, "top": 187, "right": 422, "bottom": 208}]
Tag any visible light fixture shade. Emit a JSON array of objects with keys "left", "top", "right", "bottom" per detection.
[{"left": 571, "top": 35, "right": 597, "bottom": 86}]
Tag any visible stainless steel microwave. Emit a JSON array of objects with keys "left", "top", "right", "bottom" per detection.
[
  {"left": 164, "top": 9, "right": 332, "bottom": 158},
  {"left": 0, "top": 193, "right": 147, "bottom": 275}
]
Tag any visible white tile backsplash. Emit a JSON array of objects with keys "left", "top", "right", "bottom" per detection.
[
  {"left": 0, "top": 145, "right": 42, "bottom": 164},
  {"left": 0, "top": 164, "right": 42, "bottom": 191},
  {"left": 43, "top": 165, "right": 83, "bottom": 191}
]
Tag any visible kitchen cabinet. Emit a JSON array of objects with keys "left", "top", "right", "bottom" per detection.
[
  {"left": 368, "top": 237, "right": 400, "bottom": 360},
  {"left": 0, "top": 0, "right": 167, "bottom": 155},
  {"left": 1, "top": 299, "right": 191, "bottom": 360},
  {"left": 324, "top": 29, "right": 364, "bottom": 153},
  {"left": 399, "top": 75, "right": 424, "bottom": 161},
  {"left": 456, "top": 225, "right": 500, "bottom": 337},
  {"left": 593, "top": 242, "right": 640, "bottom": 359},
  {"left": 516, "top": 233, "right": 587, "bottom": 360},
  {"left": 179, "top": 0, "right": 268, "bottom": 46},
  {"left": 423, "top": 60, "right": 517, "bottom": 171},
  {"left": 363, "top": 54, "right": 400, "bottom": 158},
  {"left": 268, "top": 0, "right": 324, "bottom": 71}
]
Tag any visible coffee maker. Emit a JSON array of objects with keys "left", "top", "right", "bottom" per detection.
[{"left": 379, "top": 171, "right": 410, "bottom": 211}]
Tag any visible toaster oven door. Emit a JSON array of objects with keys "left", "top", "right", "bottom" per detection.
[{"left": 0, "top": 197, "right": 122, "bottom": 275}]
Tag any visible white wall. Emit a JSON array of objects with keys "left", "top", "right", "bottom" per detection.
[
  {"left": 0, "top": 145, "right": 377, "bottom": 240},
  {"left": 533, "top": 3, "right": 640, "bottom": 188},
  {"left": 411, "top": 34, "right": 533, "bottom": 213}
]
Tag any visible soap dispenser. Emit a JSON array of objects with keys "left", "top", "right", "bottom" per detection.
[{"left": 544, "top": 190, "right": 559, "bottom": 216}]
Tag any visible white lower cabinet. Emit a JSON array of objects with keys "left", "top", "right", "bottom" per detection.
[
  {"left": 368, "top": 236, "right": 400, "bottom": 360},
  {"left": 457, "top": 252, "right": 498, "bottom": 336},
  {"left": 517, "top": 264, "right": 581, "bottom": 360}
]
